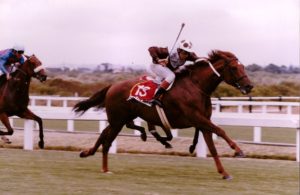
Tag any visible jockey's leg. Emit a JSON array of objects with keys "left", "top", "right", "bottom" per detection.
[{"left": 149, "top": 64, "right": 175, "bottom": 107}]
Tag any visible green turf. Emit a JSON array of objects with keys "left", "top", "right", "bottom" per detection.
[{"left": 0, "top": 149, "right": 298, "bottom": 195}]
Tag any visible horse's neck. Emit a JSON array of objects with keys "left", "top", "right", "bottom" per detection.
[
  {"left": 202, "top": 73, "right": 222, "bottom": 96},
  {"left": 11, "top": 71, "right": 31, "bottom": 94},
  {"left": 189, "top": 61, "right": 223, "bottom": 96}
]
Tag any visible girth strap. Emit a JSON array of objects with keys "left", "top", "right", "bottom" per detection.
[{"left": 155, "top": 105, "right": 172, "bottom": 130}]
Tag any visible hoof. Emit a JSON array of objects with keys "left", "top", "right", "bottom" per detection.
[
  {"left": 234, "top": 151, "right": 245, "bottom": 158},
  {"left": 189, "top": 145, "right": 196, "bottom": 154},
  {"left": 1, "top": 136, "right": 12, "bottom": 144},
  {"left": 222, "top": 175, "right": 233, "bottom": 180},
  {"left": 141, "top": 133, "right": 147, "bottom": 142},
  {"left": 102, "top": 170, "right": 113, "bottom": 174},
  {"left": 165, "top": 142, "right": 173, "bottom": 149},
  {"left": 79, "top": 150, "right": 90, "bottom": 158},
  {"left": 38, "top": 141, "right": 44, "bottom": 149}
]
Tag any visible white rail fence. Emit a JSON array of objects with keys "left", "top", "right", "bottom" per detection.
[{"left": 5, "top": 96, "right": 300, "bottom": 161}]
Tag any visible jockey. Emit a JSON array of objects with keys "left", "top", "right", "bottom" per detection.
[
  {"left": 0, "top": 45, "right": 25, "bottom": 81},
  {"left": 148, "top": 40, "right": 199, "bottom": 106}
]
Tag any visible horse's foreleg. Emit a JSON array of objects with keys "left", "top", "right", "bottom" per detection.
[
  {"left": 161, "top": 126, "right": 173, "bottom": 141},
  {"left": 189, "top": 128, "right": 199, "bottom": 153},
  {"left": 126, "top": 121, "right": 147, "bottom": 141},
  {"left": 201, "top": 130, "right": 232, "bottom": 180},
  {"left": 80, "top": 125, "right": 111, "bottom": 158},
  {"left": 0, "top": 113, "right": 14, "bottom": 135},
  {"left": 148, "top": 123, "right": 172, "bottom": 148},
  {"left": 204, "top": 122, "right": 244, "bottom": 157},
  {"left": 17, "top": 109, "right": 44, "bottom": 149}
]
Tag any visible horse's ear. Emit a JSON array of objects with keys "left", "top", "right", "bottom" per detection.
[{"left": 24, "top": 55, "right": 30, "bottom": 59}]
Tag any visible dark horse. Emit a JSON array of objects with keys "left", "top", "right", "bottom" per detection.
[
  {"left": 74, "top": 50, "right": 253, "bottom": 179},
  {"left": 0, "top": 55, "right": 47, "bottom": 148}
]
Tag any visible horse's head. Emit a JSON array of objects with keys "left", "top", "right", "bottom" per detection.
[
  {"left": 23, "top": 55, "right": 47, "bottom": 82},
  {"left": 209, "top": 50, "right": 253, "bottom": 94}
]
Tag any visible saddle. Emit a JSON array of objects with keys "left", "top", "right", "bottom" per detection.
[{"left": 127, "top": 76, "right": 160, "bottom": 106}]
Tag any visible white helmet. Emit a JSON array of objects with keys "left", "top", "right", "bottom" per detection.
[
  {"left": 178, "top": 40, "right": 193, "bottom": 53},
  {"left": 13, "top": 45, "right": 25, "bottom": 52}
]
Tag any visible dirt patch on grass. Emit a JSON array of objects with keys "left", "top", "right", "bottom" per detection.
[{"left": 0, "top": 130, "right": 296, "bottom": 160}]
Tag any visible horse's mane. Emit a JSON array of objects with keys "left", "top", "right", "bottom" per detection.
[
  {"left": 176, "top": 50, "right": 237, "bottom": 77},
  {"left": 208, "top": 50, "right": 237, "bottom": 63}
]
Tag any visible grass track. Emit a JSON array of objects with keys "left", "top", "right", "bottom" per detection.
[{"left": 0, "top": 149, "right": 299, "bottom": 195}]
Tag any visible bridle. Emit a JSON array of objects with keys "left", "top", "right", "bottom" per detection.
[
  {"left": 15, "top": 56, "right": 45, "bottom": 77},
  {"left": 189, "top": 56, "right": 248, "bottom": 96},
  {"left": 223, "top": 58, "right": 247, "bottom": 90},
  {"left": 196, "top": 57, "right": 247, "bottom": 89}
]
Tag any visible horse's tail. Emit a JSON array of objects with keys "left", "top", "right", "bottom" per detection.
[{"left": 73, "top": 85, "right": 111, "bottom": 115}]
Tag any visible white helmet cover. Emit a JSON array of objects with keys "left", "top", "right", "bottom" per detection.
[
  {"left": 13, "top": 45, "right": 25, "bottom": 52},
  {"left": 178, "top": 40, "right": 193, "bottom": 53}
]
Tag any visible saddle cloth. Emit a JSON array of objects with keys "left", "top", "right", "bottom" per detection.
[{"left": 127, "top": 76, "right": 159, "bottom": 106}]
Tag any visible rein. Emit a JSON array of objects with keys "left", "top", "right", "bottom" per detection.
[{"left": 195, "top": 58, "right": 220, "bottom": 77}]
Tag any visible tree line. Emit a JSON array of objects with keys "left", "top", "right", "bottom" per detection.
[{"left": 246, "top": 64, "right": 300, "bottom": 74}]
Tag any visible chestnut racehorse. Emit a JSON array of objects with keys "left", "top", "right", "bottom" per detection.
[
  {"left": 74, "top": 50, "right": 253, "bottom": 179},
  {"left": 0, "top": 55, "right": 47, "bottom": 148}
]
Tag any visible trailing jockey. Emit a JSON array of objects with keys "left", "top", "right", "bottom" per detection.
[
  {"left": 0, "top": 45, "right": 25, "bottom": 144},
  {"left": 0, "top": 45, "right": 25, "bottom": 84},
  {"left": 148, "top": 40, "right": 200, "bottom": 107}
]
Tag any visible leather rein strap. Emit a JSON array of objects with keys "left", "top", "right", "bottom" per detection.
[{"left": 155, "top": 105, "right": 172, "bottom": 130}]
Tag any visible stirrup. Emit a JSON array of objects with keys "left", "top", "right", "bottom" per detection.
[{"left": 150, "top": 99, "right": 163, "bottom": 107}]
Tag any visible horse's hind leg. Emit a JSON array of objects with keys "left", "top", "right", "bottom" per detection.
[
  {"left": 148, "top": 123, "right": 172, "bottom": 148},
  {"left": 125, "top": 121, "right": 147, "bottom": 141},
  {"left": 189, "top": 128, "right": 200, "bottom": 153},
  {"left": 80, "top": 125, "right": 111, "bottom": 158},
  {"left": 101, "top": 124, "right": 123, "bottom": 173},
  {"left": 17, "top": 109, "right": 44, "bottom": 149},
  {"left": 201, "top": 129, "right": 232, "bottom": 180},
  {"left": 0, "top": 113, "right": 14, "bottom": 136}
]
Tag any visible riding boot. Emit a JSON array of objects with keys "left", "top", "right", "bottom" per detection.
[{"left": 150, "top": 87, "right": 166, "bottom": 107}]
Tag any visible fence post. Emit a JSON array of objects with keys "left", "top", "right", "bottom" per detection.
[
  {"left": 109, "top": 140, "right": 117, "bottom": 154},
  {"left": 196, "top": 131, "right": 207, "bottom": 158},
  {"left": 248, "top": 96, "right": 252, "bottom": 113},
  {"left": 47, "top": 99, "right": 51, "bottom": 107},
  {"left": 67, "top": 120, "right": 74, "bottom": 132},
  {"left": 212, "top": 133, "right": 218, "bottom": 140},
  {"left": 296, "top": 128, "right": 299, "bottom": 162},
  {"left": 99, "top": 120, "right": 107, "bottom": 133},
  {"left": 238, "top": 104, "right": 243, "bottom": 113},
  {"left": 24, "top": 120, "right": 34, "bottom": 150},
  {"left": 63, "top": 100, "right": 68, "bottom": 107},
  {"left": 253, "top": 126, "right": 262, "bottom": 142},
  {"left": 279, "top": 96, "right": 282, "bottom": 112},
  {"left": 171, "top": 129, "right": 178, "bottom": 137},
  {"left": 31, "top": 98, "right": 36, "bottom": 106},
  {"left": 287, "top": 106, "right": 292, "bottom": 115},
  {"left": 133, "top": 119, "right": 142, "bottom": 136},
  {"left": 218, "top": 97, "right": 223, "bottom": 112},
  {"left": 9, "top": 118, "right": 14, "bottom": 128}
]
